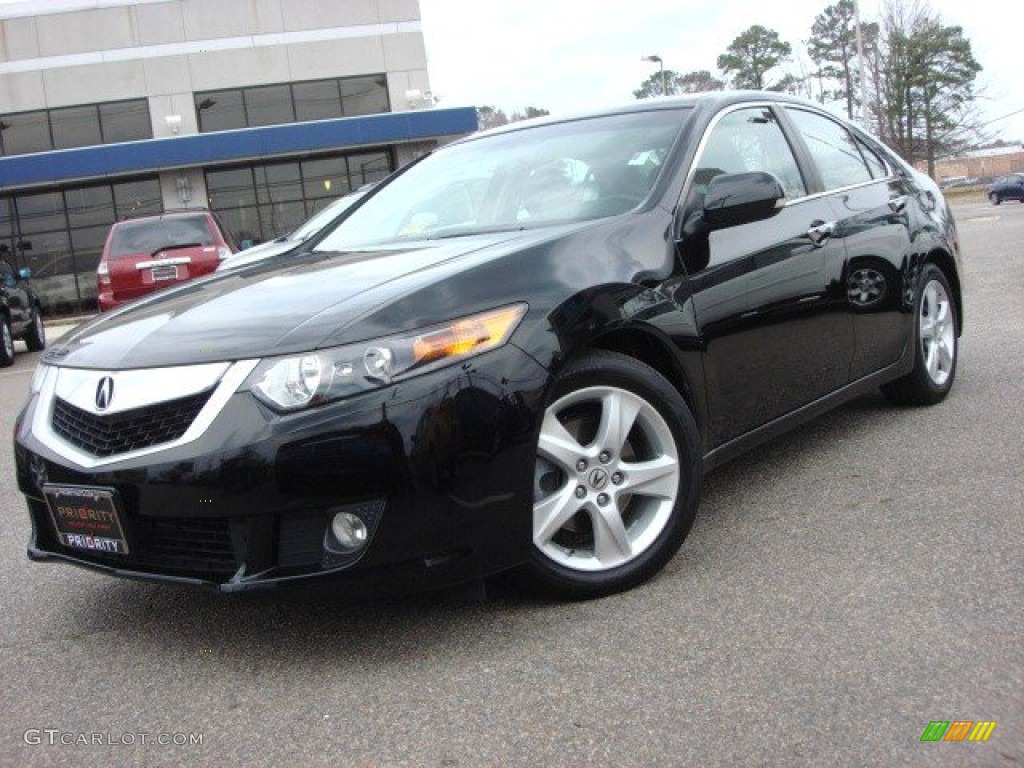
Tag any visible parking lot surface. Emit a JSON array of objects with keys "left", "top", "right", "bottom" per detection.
[{"left": 0, "top": 200, "right": 1020, "bottom": 767}]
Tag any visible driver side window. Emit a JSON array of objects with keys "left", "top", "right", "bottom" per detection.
[{"left": 692, "top": 107, "right": 807, "bottom": 203}]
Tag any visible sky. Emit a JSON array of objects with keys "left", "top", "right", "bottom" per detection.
[{"left": 420, "top": 0, "right": 1024, "bottom": 143}]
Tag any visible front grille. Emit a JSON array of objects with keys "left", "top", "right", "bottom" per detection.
[
  {"left": 52, "top": 390, "right": 212, "bottom": 457},
  {"left": 133, "top": 516, "right": 237, "bottom": 573}
]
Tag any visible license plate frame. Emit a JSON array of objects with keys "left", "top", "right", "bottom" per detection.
[
  {"left": 149, "top": 264, "right": 179, "bottom": 281},
  {"left": 43, "top": 485, "right": 130, "bottom": 555}
]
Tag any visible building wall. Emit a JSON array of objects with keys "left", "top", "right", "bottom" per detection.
[
  {"left": 923, "top": 151, "right": 1024, "bottom": 183},
  {"left": 1, "top": 1, "right": 430, "bottom": 135}
]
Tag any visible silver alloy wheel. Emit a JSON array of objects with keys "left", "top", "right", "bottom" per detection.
[
  {"left": 2, "top": 322, "right": 12, "bottom": 360},
  {"left": 533, "top": 385, "right": 680, "bottom": 572},
  {"left": 919, "top": 278, "right": 955, "bottom": 387}
]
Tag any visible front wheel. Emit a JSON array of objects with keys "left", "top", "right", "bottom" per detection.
[
  {"left": 521, "top": 350, "right": 702, "bottom": 598},
  {"left": 881, "top": 264, "right": 958, "bottom": 405},
  {"left": 990, "top": 193, "right": 1001, "bottom": 205}
]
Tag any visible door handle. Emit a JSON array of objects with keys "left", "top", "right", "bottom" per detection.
[
  {"left": 889, "top": 195, "right": 908, "bottom": 213},
  {"left": 806, "top": 220, "right": 835, "bottom": 245}
]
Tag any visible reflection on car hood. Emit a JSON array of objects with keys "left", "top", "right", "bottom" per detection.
[
  {"left": 216, "top": 240, "right": 298, "bottom": 271},
  {"left": 46, "top": 229, "right": 558, "bottom": 369}
]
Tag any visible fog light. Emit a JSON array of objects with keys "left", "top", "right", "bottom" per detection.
[{"left": 330, "top": 511, "right": 368, "bottom": 552}]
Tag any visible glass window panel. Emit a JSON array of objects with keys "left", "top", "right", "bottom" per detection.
[
  {"left": 302, "top": 157, "right": 350, "bottom": 200},
  {"left": 255, "top": 162, "right": 303, "bottom": 204},
  {"left": 695, "top": 108, "right": 807, "bottom": 200},
  {"left": 786, "top": 108, "right": 872, "bottom": 191},
  {"left": 50, "top": 105, "right": 102, "bottom": 150},
  {"left": 113, "top": 178, "right": 162, "bottom": 218},
  {"left": 1, "top": 111, "right": 52, "bottom": 155},
  {"left": 196, "top": 90, "right": 245, "bottom": 132},
  {"left": 0, "top": 198, "right": 12, "bottom": 238},
  {"left": 348, "top": 151, "right": 392, "bottom": 187},
  {"left": 71, "top": 224, "right": 111, "bottom": 255},
  {"left": 340, "top": 75, "right": 389, "bottom": 116},
  {"left": 65, "top": 185, "right": 115, "bottom": 228},
  {"left": 215, "top": 206, "right": 264, "bottom": 247},
  {"left": 100, "top": 100, "right": 152, "bottom": 143},
  {"left": 24, "top": 230, "right": 79, "bottom": 315},
  {"left": 293, "top": 79, "right": 342, "bottom": 122},
  {"left": 206, "top": 168, "right": 257, "bottom": 208},
  {"left": 244, "top": 84, "right": 294, "bottom": 127},
  {"left": 15, "top": 191, "right": 67, "bottom": 235},
  {"left": 258, "top": 201, "right": 307, "bottom": 240}
]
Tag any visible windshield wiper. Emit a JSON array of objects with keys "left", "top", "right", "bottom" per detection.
[{"left": 151, "top": 242, "right": 203, "bottom": 258}]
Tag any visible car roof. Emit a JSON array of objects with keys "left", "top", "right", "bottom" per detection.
[
  {"left": 114, "top": 210, "right": 214, "bottom": 225},
  {"left": 462, "top": 91, "right": 834, "bottom": 143}
]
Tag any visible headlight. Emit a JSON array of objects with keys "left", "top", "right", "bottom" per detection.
[
  {"left": 246, "top": 304, "right": 527, "bottom": 411},
  {"left": 29, "top": 364, "right": 49, "bottom": 394}
]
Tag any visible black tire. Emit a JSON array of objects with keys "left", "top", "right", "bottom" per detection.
[
  {"left": 881, "top": 263, "right": 958, "bottom": 406},
  {"left": 520, "top": 350, "right": 702, "bottom": 599},
  {"left": 990, "top": 193, "right": 1001, "bottom": 205},
  {"left": 24, "top": 305, "right": 45, "bottom": 352},
  {"left": 0, "top": 318, "right": 14, "bottom": 367}
]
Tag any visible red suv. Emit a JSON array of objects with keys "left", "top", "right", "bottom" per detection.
[{"left": 97, "top": 211, "right": 237, "bottom": 311}]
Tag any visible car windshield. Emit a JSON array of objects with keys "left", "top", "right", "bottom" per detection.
[
  {"left": 315, "top": 109, "right": 690, "bottom": 250},
  {"left": 109, "top": 215, "right": 215, "bottom": 258},
  {"left": 289, "top": 190, "right": 368, "bottom": 242}
]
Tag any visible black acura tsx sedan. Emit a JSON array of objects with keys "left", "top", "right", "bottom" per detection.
[{"left": 14, "top": 92, "right": 962, "bottom": 599}]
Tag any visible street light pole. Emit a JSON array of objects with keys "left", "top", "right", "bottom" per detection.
[{"left": 642, "top": 55, "right": 666, "bottom": 97}]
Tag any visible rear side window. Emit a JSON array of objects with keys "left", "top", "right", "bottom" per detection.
[
  {"left": 785, "top": 108, "right": 873, "bottom": 191},
  {"left": 109, "top": 216, "right": 215, "bottom": 258}
]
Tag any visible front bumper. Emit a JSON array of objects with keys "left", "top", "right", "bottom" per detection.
[{"left": 14, "top": 345, "right": 549, "bottom": 593}]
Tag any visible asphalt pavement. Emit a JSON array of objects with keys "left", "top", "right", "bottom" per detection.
[{"left": 0, "top": 200, "right": 1020, "bottom": 767}]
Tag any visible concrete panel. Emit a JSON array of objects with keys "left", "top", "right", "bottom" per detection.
[
  {"left": 379, "top": 0, "right": 421, "bottom": 23},
  {"left": 0, "top": 70, "right": 46, "bottom": 112},
  {"left": 251, "top": 0, "right": 285, "bottom": 34},
  {"left": 281, "top": 0, "right": 378, "bottom": 32},
  {"left": 181, "top": 0, "right": 248, "bottom": 41},
  {"left": 135, "top": 2, "right": 186, "bottom": 46},
  {"left": 188, "top": 45, "right": 290, "bottom": 90},
  {"left": 386, "top": 68, "right": 432, "bottom": 112},
  {"left": 42, "top": 60, "right": 147, "bottom": 108},
  {"left": 144, "top": 56, "right": 192, "bottom": 97},
  {"left": 159, "top": 169, "right": 208, "bottom": 210},
  {"left": 285, "top": 37, "right": 386, "bottom": 82},
  {"left": 382, "top": 32, "right": 426, "bottom": 72},
  {"left": 1, "top": 16, "right": 41, "bottom": 62},
  {"left": 37, "top": 7, "right": 136, "bottom": 57},
  {"left": 148, "top": 92, "right": 198, "bottom": 138}
]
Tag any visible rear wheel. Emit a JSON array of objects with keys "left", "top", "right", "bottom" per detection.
[
  {"left": 24, "top": 305, "right": 45, "bottom": 352},
  {"left": 522, "top": 350, "right": 702, "bottom": 598},
  {"left": 0, "top": 318, "right": 14, "bottom": 367},
  {"left": 881, "top": 264, "right": 958, "bottom": 405}
]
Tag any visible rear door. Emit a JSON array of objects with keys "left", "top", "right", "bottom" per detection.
[
  {"left": 780, "top": 107, "right": 915, "bottom": 380},
  {"left": 679, "top": 104, "right": 854, "bottom": 446},
  {"left": 106, "top": 215, "right": 220, "bottom": 302}
]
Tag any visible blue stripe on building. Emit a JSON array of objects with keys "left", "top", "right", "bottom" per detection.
[{"left": 1, "top": 107, "right": 478, "bottom": 191}]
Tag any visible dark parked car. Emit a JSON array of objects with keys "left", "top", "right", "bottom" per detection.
[
  {"left": 97, "top": 210, "right": 238, "bottom": 311},
  {"left": 1, "top": 259, "right": 45, "bottom": 366},
  {"left": 987, "top": 173, "right": 1024, "bottom": 204},
  {"left": 15, "top": 93, "right": 963, "bottom": 599}
]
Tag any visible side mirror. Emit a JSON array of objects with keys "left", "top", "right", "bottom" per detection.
[
  {"left": 18, "top": 267, "right": 32, "bottom": 280},
  {"left": 702, "top": 171, "right": 786, "bottom": 231}
]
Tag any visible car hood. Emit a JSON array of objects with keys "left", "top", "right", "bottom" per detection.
[
  {"left": 216, "top": 240, "right": 297, "bottom": 271},
  {"left": 46, "top": 228, "right": 571, "bottom": 370}
]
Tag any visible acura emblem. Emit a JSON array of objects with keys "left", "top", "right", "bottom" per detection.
[{"left": 95, "top": 376, "right": 115, "bottom": 411}]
